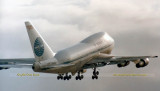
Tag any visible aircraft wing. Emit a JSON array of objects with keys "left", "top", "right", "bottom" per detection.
[
  {"left": 83, "top": 53, "right": 158, "bottom": 69},
  {"left": 0, "top": 58, "right": 35, "bottom": 70},
  {"left": 0, "top": 58, "right": 74, "bottom": 71}
]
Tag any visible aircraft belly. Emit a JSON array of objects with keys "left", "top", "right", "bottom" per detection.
[
  {"left": 44, "top": 66, "right": 76, "bottom": 74},
  {"left": 43, "top": 53, "right": 97, "bottom": 74}
]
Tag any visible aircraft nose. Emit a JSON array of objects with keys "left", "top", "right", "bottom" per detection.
[{"left": 103, "top": 33, "right": 114, "bottom": 44}]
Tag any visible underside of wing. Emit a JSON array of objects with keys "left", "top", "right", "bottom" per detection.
[
  {"left": 0, "top": 58, "right": 35, "bottom": 70},
  {"left": 83, "top": 53, "right": 158, "bottom": 69}
]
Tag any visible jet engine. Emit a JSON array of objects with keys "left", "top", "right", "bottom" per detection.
[
  {"left": 32, "top": 62, "right": 41, "bottom": 72},
  {"left": 136, "top": 58, "right": 149, "bottom": 68},
  {"left": 117, "top": 61, "right": 130, "bottom": 67}
]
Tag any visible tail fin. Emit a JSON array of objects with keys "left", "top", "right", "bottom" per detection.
[{"left": 25, "top": 21, "right": 55, "bottom": 62}]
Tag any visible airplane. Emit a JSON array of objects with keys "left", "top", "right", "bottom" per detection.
[{"left": 0, "top": 21, "right": 158, "bottom": 80}]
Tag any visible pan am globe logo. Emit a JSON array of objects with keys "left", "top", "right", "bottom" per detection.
[{"left": 34, "top": 37, "right": 44, "bottom": 57}]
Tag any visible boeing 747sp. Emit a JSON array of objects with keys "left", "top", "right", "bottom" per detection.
[{"left": 0, "top": 21, "right": 158, "bottom": 80}]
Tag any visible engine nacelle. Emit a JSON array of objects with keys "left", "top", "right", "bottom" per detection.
[
  {"left": 136, "top": 58, "right": 149, "bottom": 68},
  {"left": 117, "top": 61, "right": 130, "bottom": 67},
  {"left": 32, "top": 62, "right": 41, "bottom": 72}
]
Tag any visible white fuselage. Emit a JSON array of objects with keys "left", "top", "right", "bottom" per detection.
[{"left": 34, "top": 32, "right": 114, "bottom": 74}]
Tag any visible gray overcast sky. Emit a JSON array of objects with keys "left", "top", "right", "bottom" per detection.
[{"left": 0, "top": 0, "right": 160, "bottom": 91}]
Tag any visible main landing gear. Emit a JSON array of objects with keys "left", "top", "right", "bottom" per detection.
[
  {"left": 57, "top": 73, "right": 72, "bottom": 80},
  {"left": 57, "top": 66, "right": 100, "bottom": 80},
  {"left": 75, "top": 71, "right": 84, "bottom": 80},
  {"left": 92, "top": 66, "right": 99, "bottom": 80}
]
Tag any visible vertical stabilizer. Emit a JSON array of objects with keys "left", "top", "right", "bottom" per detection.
[{"left": 25, "top": 21, "right": 55, "bottom": 62}]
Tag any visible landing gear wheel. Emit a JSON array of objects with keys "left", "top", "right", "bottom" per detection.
[
  {"left": 92, "top": 75, "right": 98, "bottom": 80},
  {"left": 57, "top": 74, "right": 63, "bottom": 80},
  {"left": 96, "top": 71, "right": 99, "bottom": 75},
  {"left": 67, "top": 77, "right": 69, "bottom": 80},
  {"left": 76, "top": 76, "right": 78, "bottom": 80},
  {"left": 92, "top": 65, "right": 99, "bottom": 80},
  {"left": 57, "top": 73, "right": 72, "bottom": 80},
  {"left": 69, "top": 75, "right": 71, "bottom": 79},
  {"left": 75, "top": 76, "right": 81, "bottom": 80},
  {"left": 57, "top": 76, "right": 60, "bottom": 80},
  {"left": 75, "top": 71, "right": 84, "bottom": 80},
  {"left": 136, "top": 64, "right": 140, "bottom": 68},
  {"left": 92, "top": 75, "right": 94, "bottom": 79},
  {"left": 64, "top": 77, "right": 66, "bottom": 80},
  {"left": 95, "top": 75, "right": 98, "bottom": 79},
  {"left": 61, "top": 76, "right": 63, "bottom": 79},
  {"left": 81, "top": 75, "right": 84, "bottom": 79}
]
